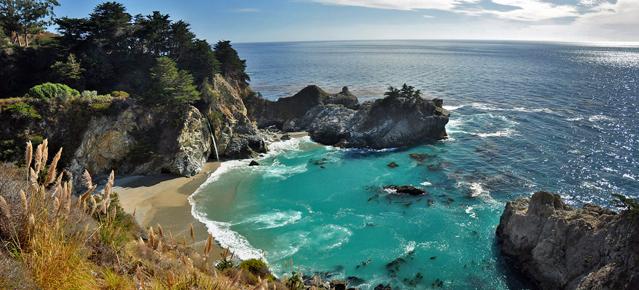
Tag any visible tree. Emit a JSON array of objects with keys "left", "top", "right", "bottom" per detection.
[
  {"left": 86, "top": 1, "right": 131, "bottom": 52},
  {"left": 214, "top": 40, "right": 250, "bottom": 87},
  {"left": 49, "top": 54, "right": 84, "bottom": 88},
  {"left": 384, "top": 83, "right": 421, "bottom": 99},
  {"left": 0, "top": 0, "right": 59, "bottom": 47},
  {"left": 133, "top": 11, "right": 171, "bottom": 56},
  {"left": 147, "top": 56, "right": 199, "bottom": 105}
]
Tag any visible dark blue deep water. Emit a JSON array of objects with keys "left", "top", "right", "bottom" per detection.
[{"left": 190, "top": 41, "right": 639, "bottom": 289}]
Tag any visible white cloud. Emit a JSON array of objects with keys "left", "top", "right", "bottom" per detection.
[
  {"left": 310, "top": 0, "right": 639, "bottom": 42},
  {"left": 313, "top": 0, "right": 480, "bottom": 11},
  {"left": 234, "top": 8, "right": 260, "bottom": 13},
  {"left": 464, "top": 0, "right": 579, "bottom": 21},
  {"left": 315, "top": 0, "right": 583, "bottom": 21},
  {"left": 531, "top": 0, "right": 639, "bottom": 42}
]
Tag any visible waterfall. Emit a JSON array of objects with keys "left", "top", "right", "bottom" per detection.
[{"left": 205, "top": 118, "right": 220, "bottom": 161}]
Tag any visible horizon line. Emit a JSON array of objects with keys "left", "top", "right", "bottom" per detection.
[{"left": 233, "top": 38, "right": 639, "bottom": 47}]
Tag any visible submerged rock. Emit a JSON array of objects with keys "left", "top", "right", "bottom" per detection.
[
  {"left": 408, "top": 153, "right": 431, "bottom": 162},
  {"left": 346, "top": 276, "right": 366, "bottom": 285},
  {"left": 387, "top": 161, "right": 399, "bottom": 168},
  {"left": 496, "top": 191, "right": 639, "bottom": 290},
  {"left": 384, "top": 185, "right": 426, "bottom": 196},
  {"left": 330, "top": 280, "right": 347, "bottom": 290},
  {"left": 374, "top": 284, "right": 392, "bottom": 290}
]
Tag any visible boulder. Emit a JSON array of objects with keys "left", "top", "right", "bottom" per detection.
[
  {"left": 248, "top": 160, "right": 259, "bottom": 166},
  {"left": 496, "top": 191, "right": 639, "bottom": 290},
  {"left": 383, "top": 185, "right": 426, "bottom": 196}
]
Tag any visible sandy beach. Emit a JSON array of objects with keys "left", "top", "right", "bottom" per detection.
[{"left": 115, "top": 162, "right": 222, "bottom": 254}]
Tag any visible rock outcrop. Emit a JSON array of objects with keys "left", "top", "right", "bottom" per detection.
[
  {"left": 305, "top": 95, "right": 448, "bottom": 148},
  {"left": 69, "top": 105, "right": 211, "bottom": 180},
  {"left": 497, "top": 191, "right": 639, "bottom": 290},
  {"left": 201, "top": 74, "right": 266, "bottom": 159},
  {"left": 246, "top": 85, "right": 449, "bottom": 149},
  {"left": 245, "top": 85, "right": 359, "bottom": 129}
]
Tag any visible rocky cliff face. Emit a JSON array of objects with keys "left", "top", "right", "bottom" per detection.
[
  {"left": 246, "top": 85, "right": 449, "bottom": 149},
  {"left": 245, "top": 85, "right": 359, "bottom": 129},
  {"left": 69, "top": 104, "right": 211, "bottom": 180},
  {"left": 201, "top": 74, "right": 266, "bottom": 159},
  {"left": 1, "top": 74, "right": 268, "bottom": 185},
  {"left": 496, "top": 191, "right": 639, "bottom": 290}
]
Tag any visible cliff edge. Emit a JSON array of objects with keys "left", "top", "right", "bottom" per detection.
[{"left": 496, "top": 192, "right": 639, "bottom": 290}]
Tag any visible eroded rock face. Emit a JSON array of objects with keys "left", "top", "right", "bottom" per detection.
[
  {"left": 69, "top": 105, "right": 211, "bottom": 180},
  {"left": 245, "top": 85, "right": 360, "bottom": 130},
  {"left": 202, "top": 74, "right": 266, "bottom": 159},
  {"left": 246, "top": 85, "right": 449, "bottom": 149},
  {"left": 299, "top": 94, "right": 449, "bottom": 149},
  {"left": 496, "top": 191, "right": 639, "bottom": 290}
]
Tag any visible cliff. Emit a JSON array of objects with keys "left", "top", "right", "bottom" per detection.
[
  {"left": 68, "top": 104, "right": 211, "bottom": 179},
  {"left": 496, "top": 192, "right": 639, "bottom": 290},
  {"left": 0, "top": 75, "right": 266, "bottom": 183},
  {"left": 201, "top": 74, "right": 266, "bottom": 159}
]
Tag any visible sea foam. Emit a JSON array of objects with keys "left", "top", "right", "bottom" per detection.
[{"left": 188, "top": 135, "right": 314, "bottom": 262}]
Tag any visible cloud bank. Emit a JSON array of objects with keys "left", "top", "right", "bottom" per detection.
[{"left": 313, "top": 0, "right": 639, "bottom": 41}]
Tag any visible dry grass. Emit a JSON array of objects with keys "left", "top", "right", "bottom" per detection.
[{"left": 0, "top": 140, "right": 289, "bottom": 290}]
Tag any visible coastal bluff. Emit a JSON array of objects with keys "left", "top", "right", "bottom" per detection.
[
  {"left": 0, "top": 74, "right": 266, "bottom": 183},
  {"left": 496, "top": 191, "right": 639, "bottom": 290},
  {"left": 246, "top": 85, "right": 450, "bottom": 149}
]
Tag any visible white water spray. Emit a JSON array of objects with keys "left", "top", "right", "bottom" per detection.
[{"left": 206, "top": 118, "right": 220, "bottom": 161}]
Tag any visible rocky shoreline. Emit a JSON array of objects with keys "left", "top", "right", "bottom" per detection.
[{"left": 496, "top": 191, "right": 639, "bottom": 290}]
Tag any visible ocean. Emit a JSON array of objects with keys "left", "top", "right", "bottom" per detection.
[{"left": 190, "top": 40, "right": 639, "bottom": 289}]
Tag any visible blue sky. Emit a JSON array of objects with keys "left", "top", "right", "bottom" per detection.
[{"left": 54, "top": 0, "right": 639, "bottom": 43}]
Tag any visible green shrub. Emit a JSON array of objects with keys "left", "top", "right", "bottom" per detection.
[
  {"left": 89, "top": 102, "right": 111, "bottom": 111},
  {"left": 81, "top": 90, "right": 98, "bottom": 99},
  {"left": 4, "top": 102, "right": 41, "bottom": 120},
  {"left": 26, "top": 83, "right": 80, "bottom": 101},
  {"left": 110, "top": 91, "right": 129, "bottom": 99},
  {"left": 239, "top": 259, "right": 270, "bottom": 277}
]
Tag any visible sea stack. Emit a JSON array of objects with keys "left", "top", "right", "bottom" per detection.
[
  {"left": 246, "top": 85, "right": 449, "bottom": 149},
  {"left": 496, "top": 191, "right": 639, "bottom": 290}
]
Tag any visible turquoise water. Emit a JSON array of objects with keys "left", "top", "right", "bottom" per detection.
[{"left": 191, "top": 41, "right": 639, "bottom": 289}]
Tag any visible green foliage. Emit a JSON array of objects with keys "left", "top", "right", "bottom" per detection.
[
  {"left": 0, "top": 0, "right": 60, "bottom": 47},
  {"left": 4, "top": 102, "right": 41, "bottom": 119},
  {"left": 81, "top": 90, "right": 98, "bottom": 98},
  {"left": 110, "top": 90, "right": 129, "bottom": 99},
  {"left": 285, "top": 272, "right": 305, "bottom": 290},
  {"left": 612, "top": 194, "right": 639, "bottom": 216},
  {"left": 384, "top": 83, "right": 422, "bottom": 99},
  {"left": 239, "top": 259, "right": 270, "bottom": 277},
  {"left": 94, "top": 193, "right": 137, "bottom": 249},
  {"left": 26, "top": 82, "right": 79, "bottom": 101},
  {"left": 146, "top": 56, "right": 199, "bottom": 105},
  {"left": 214, "top": 40, "right": 250, "bottom": 86},
  {"left": 49, "top": 54, "right": 84, "bottom": 87},
  {"left": 2, "top": 2, "right": 246, "bottom": 103}
]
